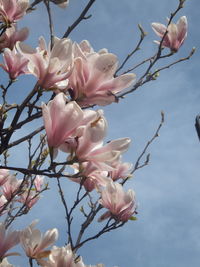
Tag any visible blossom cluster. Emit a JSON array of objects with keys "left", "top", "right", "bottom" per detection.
[
  {"left": 0, "top": 221, "right": 106, "bottom": 266},
  {"left": 0, "top": 169, "right": 44, "bottom": 215},
  {"left": 0, "top": 221, "right": 98, "bottom": 267},
  {"left": 0, "top": 0, "right": 189, "bottom": 266},
  {"left": 42, "top": 92, "right": 136, "bottom": 222},
  {"left": 0, "top": 0, "right": 187, "bottom": 103}
]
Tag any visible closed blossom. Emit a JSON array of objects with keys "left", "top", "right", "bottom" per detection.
[
  {"left": 0, "top": 47, "right": 28, "bottom": 80},
  {"left": 42, "top": 93, "right": 84, "bottom": 148},
  {"left": 34, "top": 175, "right": 44, "bottom": 192}
]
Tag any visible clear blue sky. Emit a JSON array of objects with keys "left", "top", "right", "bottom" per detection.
[{"left": 1, "top": 0, "right": 200, "bottom": 266}]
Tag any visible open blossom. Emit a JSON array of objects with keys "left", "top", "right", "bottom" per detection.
[
  {"left": 0, "top": 47, "right": 28, "bottom": 80},
  {"left": 38, "top": 245, "right": 85, "bottom": 267},
  {"left": 70, "top": 162, "right": 108, "bottom": 192},
  {"left": 61, "top": 105, "right": 129, "bottom": 170},
  {"left": 20, "top": 220, "right": 58, "bottom": 260},
  {"left": 76, "top": 134, "right": 131, "bottom": 171},
  {"left": 152, "top": 16, "right": 187, "bottom": 52},
  {"left": 67, "top": 41, "right": 136, "bottom": 106},
  {"left": 74, "top": 111, "right": 108, "bottom": 158},
  {"left": 0, "top": 0, "right": 29, "bottom": 24},
  {"left": 17, "top": 36, "right": 73, "bottom": 89},
  {"left": 0, "top": 25, "right": 29, "bottom": 52},
  {"left": 42, "top": 93, "right": 84, "bottom": 148},
  {"left": 0, "top": 223, "right": 20, "bottom": 261},
  {"left": 0, "top": 258, "right": 15, "bottom": 267},
  {"left": 59, "top": 108, "right": 108, "bottom": 154},
  {"left": 99, "top": 180, "right": 136, "bottom": 222}
]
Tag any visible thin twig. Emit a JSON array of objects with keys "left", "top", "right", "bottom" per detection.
[
  {"left": 7, "top": 126, "right": 44, "bottom": 149},
  {"left": 150, "top": 48, "right": 195, "bottom": 79},
  {"left": 74, "top": 219, "right": 125, "bottom": 252},
  {"left": 115, "top": 24, "right": 147, "bottom": 75},
  {"left": 44, "top": 0, "right": 55, "bottom": 48},
  {"left": 118, "top": 0, "right": 188, "bottom": 99},
  {"left": 0, "top": 165, "right": 74, "bottom": 178},
  {"left": 133, "top": 111, "right": 164, "bottom": 173},
  {"left": 57, "top": 178, "right": 74, "bottom": 247},
  {"left": 0, "top": 83, "right": 39, "bottom": 154},
  {"left": 122, "top": 112, "right": 165, "bottom": 187},
  {"left": 118, "top": 48, "right": 194, "bottom": 99},
  {"left": 1, "top": 80, "right": 14, "bottom": 104},
  {"left": 62, "top": 0, "right": 96, "bottom": 38}
]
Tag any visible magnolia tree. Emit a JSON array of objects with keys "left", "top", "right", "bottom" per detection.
[{"left": 0, "top": 0, "right": 194, "bottom": 266}]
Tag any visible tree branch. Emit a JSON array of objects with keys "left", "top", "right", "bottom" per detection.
[{"left": 62, "top": 0, "right": 96, "bottom": 38}]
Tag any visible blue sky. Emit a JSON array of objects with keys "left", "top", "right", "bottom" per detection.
[{"left": 1, "top": 0, "right": 200, "bottom": 266}]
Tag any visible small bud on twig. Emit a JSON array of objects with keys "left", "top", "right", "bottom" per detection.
[
  {"left": 138, "top": 24, "right": 147, "bottom": 38},
  {"left": 161, "top": 111, "right": 165, "bottom": 123},
  {"left": 190, "top": 47, "right": 196, "bottom": 57},
  {"left": 179, "top": 0, "right": 186, "bottom": 8}
]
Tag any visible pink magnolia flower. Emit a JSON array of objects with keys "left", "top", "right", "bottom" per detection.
[
  {"left": 70, "top": 162, "right": 108, "bottom": 192},
  {"left": 99, "top": 180, "right": 136, "bottom": 222},
  {"left": 0, "top": 258, "right": 15, "bottom": 267},
  {"left": 59, "top": 109, "right": 108, "bottom": 154},
  {"left": 17, "top": 190, "right": 40, "bottom": 209},
  {"left": 0, "top": 169, "right": 10, "bottom": 186},
  {"left": 0, "top": 25, "right": 29, "bottom": 52},
  {"left": 0, "top": 223, "right": 20, "bottom": 261},
  {"left": 0, "top": 47, "right": 28, "bottom": 80},
  {"left": 0, "top": 195, "right": 7, "bottom": 215},
  {"left": 2, "top": 175, "right": 22, "bottom": 200},
  {"left": 67, "top": 41, "right": 136, "bottom": 106},
  {"left": 17, "top": 36, "right": 73, "bottom": 90},
  {"left": 42, "top": 93, "right": 84, "bottom": 148},
  {"left": 73, "top": 40, "right": 108, "bottom": 56},
  {"left": 76, "top": 136, "right": 131, "bottom": 171},
  {"left": 109, "top": 160, "right": 132, "bottom": 181},
  {"left": 0, "top": 0, "right": 29, "bottom": 24},
  {"left": 20, "top": 220, "right": 58, "bottom": 260},
  {"left": 152, "top": 16, "right": 187, "bottom": 52},
  {"left": 34, "top": 175, "right": 44, "bottom": 192},
  {"left": 38, "top": 244, "right": 85, "bottom": 267}
]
